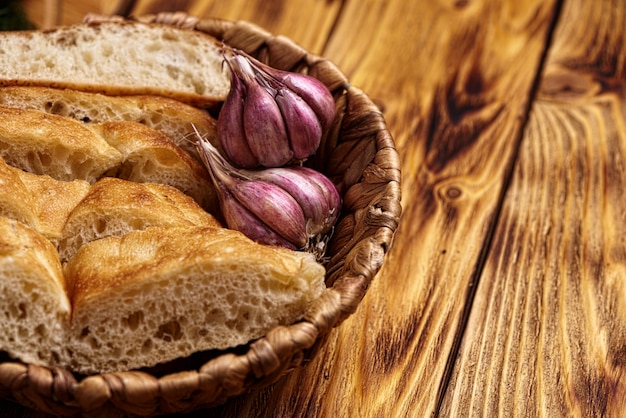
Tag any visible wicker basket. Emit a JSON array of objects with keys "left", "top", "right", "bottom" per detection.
[{"left": 0, "top": 12, "right": 402, "bottom": 416}]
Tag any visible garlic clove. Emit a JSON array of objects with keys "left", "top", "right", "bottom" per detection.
[
  {"left": 242, "top": 80, "right": 294, "bottom": 167},
  {"left": 218, "top": 68, "right": 258, "bottom": 168},
  {"left": 302, "top": 166, "right": 342, "bottom": 228},
  {"left": 230, "top": 180, "right": 308, "bottom": 248},
  {"left": 219, "top": 191, "right": 298, "bottom": 249},
  {"left": 274, "top": 88, "right": 322, "bottom": 160},
  {"left": 275, "top": 70, "right": 336, "bottom": 132}
]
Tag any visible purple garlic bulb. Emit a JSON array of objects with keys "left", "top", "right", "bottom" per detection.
[
  {"left": 195, "top": 133, "right": 342, "bottom": 253},
  {"left": 218, "top": 48, "right": 336, "bottom": 169}
]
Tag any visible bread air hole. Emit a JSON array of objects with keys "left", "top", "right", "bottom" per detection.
[
  {"left": 52, "top": 144, "right": 70, "bottom": 160},
  {"left": 26, "top": 150, "right": 38, "bottom": 171},
  {"left": 7, "top": 302, "right": 27, "bottom": 320},
  {"left": 79, "top": 326, "right": 90, "bottom": 338},
  {"left": 140, "top": 159, "right": 157, "bottom": 175},
  {"left": 39, "top": 152, "right": 52, "bottom": 167},
  {"left": 147, "top": 114, "right": 164, "bottom": 125},
  {"left": 141, "top": 338, "right": 153, "bottom": 354},
  {"left": 226, "top": 293, "right": 236, "bottom": 305},
  {"left": 18, "top": 325, "right": 28, "bottom": 339},
  {"left": 101, "top": 45, "right": 113, "bottom": 58},
  {"left": 46, "top": 101, "right": 69, "bottom": 116},
  {"left": 70, "top": 154, "right": 95, "bottom": 180},
  {"left": 44, "top": 58, "right": 55, "bottom": 69},
  {"left": 35, "top": 324, "right": 47, "bottom": 338},
  {"left": 95, "top": 218, "right": 107, "bottom": 234},
  {"left": 166, "top": 65, "right": 181, "bottom": 81},
  {"left": 155, "top": 320, "right": 182, "bottom": 342},
  {"left": 192, "top": 78, "right": 205, "bottom": 95},
  {"left": 88, "top": 336, "right": 101, "bottom": 349},
  {"left": 123, "top": 310, "right": 144, "bottom": 331}
]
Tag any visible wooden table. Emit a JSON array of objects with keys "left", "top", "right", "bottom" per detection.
[{"left": 10, "top": 0, "right": 626, "bottom": 416}]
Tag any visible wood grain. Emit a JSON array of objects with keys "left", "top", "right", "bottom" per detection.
[
  {"left": 7, "top": 0, "right": 626, "bottom": 417},
  {"left": 128, "top": 0, "right": 341, "bottom": 54},
  {"left": 440, "top": 0, "right": 626, "bottom": 416},
  {"left": 21, "top": 0, "right": 103, "bottom": 28},
  {"left": 196, "top": 0, "right": 560, "bottom": 417}
]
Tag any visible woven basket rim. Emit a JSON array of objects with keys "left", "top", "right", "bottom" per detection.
[{"left": 0, "top": 12, "right": 402, "bottom": 416}]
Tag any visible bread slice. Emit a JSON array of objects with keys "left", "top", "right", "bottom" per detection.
[
  {"left": 92, "top": 121, "right": 219, "bottom": 214},
  {"left": 0, "top": 156, "right": 91, "bottom": 244},
  {"left": 0, "top": 21, "right": 230, "bottom": 108},
  {"left": 0, "top": 217, "right": 71, "bottom": 368},
  {"left": 0, "top": 86, "right": 221, "bottom": 161},
  {"left": 57, "top": 177, "right": 221, "bottom": 263},
  {"left": 0, "top": 105, "right": 123, "bottom": 183},
  {"left": 63, "top": 226, "right": 326, "bottom": 374},
  {"left": 14, "top": 167, "right": 91, "bottom": 245},
  {"left": 0, "top": 157, "right": 39, "bottom": 231}
]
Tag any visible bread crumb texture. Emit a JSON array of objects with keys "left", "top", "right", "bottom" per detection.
[
  {"left": 0, "top": 217, "right": 71, "bottom": 367},
  {"left": 0, "top": 22, "right": 231, "bottom": 105},
  {"left": 64, "top": 226, "right": 325, "bottom": 373}
]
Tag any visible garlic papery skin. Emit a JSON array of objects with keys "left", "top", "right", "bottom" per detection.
[
  {"left": 195, "top": 131, "right": 341, "bottom": 253},
  {"left": 218, "top": 48, "right": 336, "bottom": 169}
]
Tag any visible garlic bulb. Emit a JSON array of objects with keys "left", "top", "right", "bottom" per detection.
[
  {"left": 218, "top": 48, "right": 336, "bottom": 168},
  {"left": 195, "top": 133, "right": 341, "bottom": 253}
]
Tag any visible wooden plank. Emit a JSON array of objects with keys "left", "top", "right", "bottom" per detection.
[
  {"left": 21, "top": 0, "right": 103, "bottom": 28},
  {"left": 202, "top": 1, "right": 561, "bottom": 417},
  {"left": 127, "top": 0, "right": 342, "bottom": 54},
  {"left": 440, "top": 0, "right": 626, "bottom": 416}
]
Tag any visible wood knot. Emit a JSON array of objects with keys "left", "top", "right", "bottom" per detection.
[
  {"left": 446, "top": 186, "right": 462, "bottom": 199},
  {"left": 539, "top": 68, "right": 600, "bottom": 99},
  {"left": 454, "top": 0, "right": 469, "bottom": 8}
]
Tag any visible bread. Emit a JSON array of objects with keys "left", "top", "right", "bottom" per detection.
[
  {"left": 0, "top": 20, "right": 328, "bottom": 376},
  {"left": 0, "top": 174, "right": 325, "bottom": 374},
  {"left": 12, "top": 165, "right": 91, "bottom": 244},
  {"left": 0, "top": 154, "right": 92, "bottom": 244},
  {"left": 0, "top": 157, "right": 40, "bottom": 231},
  {"left": 0, "top": 86, "right": 221, "bottom": 160},
  {"left": 57, "top": 177, "right": 221, "bottom": 263},
  {"left": 0, "top": 217, "right": 71, "bottom": 368},
  {"left": 0, "top": 104, "right": 218, "bottom": 212},
  {"left": 0, "top": 105, "right": 124, "bottom": 183},
  {"left": 0, "top": 21, "right": 231, "bottom": 107},
  {"left": 63, "top": 226, "right": 325, "bottom": 374},
  {"left": 92, "top": 121, "right": 219, "bottom": 213}
]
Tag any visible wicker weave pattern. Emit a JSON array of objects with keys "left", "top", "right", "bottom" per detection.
[{"left": 0, "top": 12, "right": 402, "bottom": 416}]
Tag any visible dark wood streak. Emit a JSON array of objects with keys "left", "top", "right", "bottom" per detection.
[{"left": 424, "top": 75, "right": 504, "bottom": 173}]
